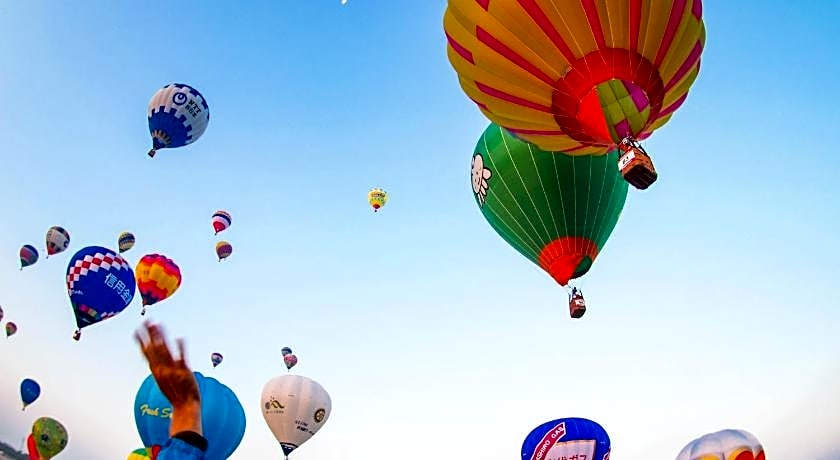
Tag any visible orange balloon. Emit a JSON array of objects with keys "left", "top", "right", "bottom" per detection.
[{"left": 135, "top": 254, "right": 182, "bottom": 315}]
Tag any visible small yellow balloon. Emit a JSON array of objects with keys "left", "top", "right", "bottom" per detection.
[{"left": 368, "top": 188, "right": 388, "bottom": 212}]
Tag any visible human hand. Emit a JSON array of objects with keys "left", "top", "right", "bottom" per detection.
[{"left": 135, "top": 321, "right": 202, "bottom": 435}]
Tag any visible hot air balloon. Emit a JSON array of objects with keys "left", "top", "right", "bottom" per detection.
[
  {"left": 215, "top": 241, "right": 232, "bottom": 261},
  {"left": 20, "top": 244, "right": 39, "bottom": 270},
  {"left": 444, "top": 0, "right": 705, "bottom": 188},
  {"left": 6, "top": 322, "right": 18, "bottom": 337},
  {"left": 30, "top": 417, "right": 68, "bottom": 460},
  {"left": 66, "top": 246, "right": 136, "bottom": 340},
  {"left": 211, "top": 352, "right": 224, "bottom": 368},
  {"left": 135, "top": 254, "right": 182, "bottom": 315},
  {"left": 676, "top": 429, "right": 765, "bottom": 460},
  {"left": 119, "top": 232, "right": 136, "bottom": 253},
  {"left": 147, "top": 83, "right": 210, "bottom": 158},
  {"left": 471, "top": 124, "right": 627, "bottom": 317},
  {"left": 135, "top": 372, "right": 246, "bottom": 460},
  {"left": 45, "top": 226, "right": 70, "bottom": 258},
  {"left": 521, "top": 417, "right": 611, "bottom": 460},
  {"left": 20, "top": 378, "right": 40, "bottom": 410},
  {"left": 262, "top": 375, "right": 332, "bottom": 459},
  {"left": 368, "top": 188, "right": 387, "bottom": 212},
  {"left": 0, "top": 304, "right": 3, "bottom": 322},
  {"left": 283, "top": 354, "right": 298, "bottom": 371},
  {"left": 212, "top": 211, "right": 232, "bottom": 234},
  {"left": 127, "top": 446, "right": 161, "bottom": 460}
]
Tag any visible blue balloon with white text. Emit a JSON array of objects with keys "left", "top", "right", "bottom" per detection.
[
  {"left": 66, "top": 246, "right": 135, "bottom": 339},
  {"left": 134, "top": 372, "right": 246, "bottom": 460},
  {"left": 521, "top": 418, "right": 611, "bottom": 460}
]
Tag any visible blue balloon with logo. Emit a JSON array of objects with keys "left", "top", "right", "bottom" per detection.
[
  {"left": 66, "top": 246, "right": 135, "bottom": 340},
  {"left": 521, "top": 418, "right": 611, "bottom": 460},
  {"left": 20, "top": 378, "right": 40, "bottom": 410},
  {"left": 146, "top": 83, "right": 210, "bottom": 158},
  {"left": 134, "top": 372, "right": 246, "bottom": 460}
]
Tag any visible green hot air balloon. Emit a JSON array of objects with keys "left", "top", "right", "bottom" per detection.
[
  {"left": 31, "top": 417, "right": 68, "bottom": 459},
  {"left": 471, "top": 124, "right": 628, "bottom": 317}
]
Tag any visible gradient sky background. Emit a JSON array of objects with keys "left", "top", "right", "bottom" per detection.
[{"left": 0, "top": 1, "right": 838, "bottom": 459}]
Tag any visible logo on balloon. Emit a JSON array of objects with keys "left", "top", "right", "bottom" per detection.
[
  {"left": 172, "top": 92, "right": 188, "bottom": 106},
  {"left": 313, "top": 408, "right": 326, "bottom": 423},
  {"left": 138, "top": 404, "right": 172, "bottom": 419},
  {"left": 264, "top": 397, "right": 285, "bottom": 412}
]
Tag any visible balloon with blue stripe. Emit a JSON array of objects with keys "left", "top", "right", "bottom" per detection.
[
  {"left": 147, "top": 83, "right": 210, "bottom": 158},
  {"left": 134, "top": 372, "right": 246, "bottom": 460},
  {"left": 521, "top": 418, "right": 611, "bottom": 460}
]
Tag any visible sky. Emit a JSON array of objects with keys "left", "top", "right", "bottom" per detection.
[{"left": 0, "top": 0, "right": 838, "bottom": 459}]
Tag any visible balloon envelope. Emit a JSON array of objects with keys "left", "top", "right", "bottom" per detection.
[
  {"left": 147, "top": 83, "right": 210, "bottom": 157},
  {"left": 135, "top": 254, "right": 182, "bottom": 309},
  {"left": 45, "top": 226, "right": 70, "bottom": 257},
  {"left": 211, "top": 352, "right": 224, "bottom": 368},
  {"left": 31, "top": 417, "right": 68, "bottom": 459},
  {"left": 261, "top": 375, "right": 332, "bottom": 457},
  {"left": 215, "top": 241, "right": 232, "bottom": 261},
  {"left": 118, "top": 232, "right": 136, "bottom": 253},
  {"left": 20, "top": 244, "right": 39, "bottom": 269},
  {"left": 20, "top": 378, "right": 41, "bottom": 409},
  {"left": 521, "top": 418, "right": 611, "bottom": 460},
  {"left": 212, "top": 211, "right": 232, "bottom": 234},
  {"left": 66, "top": 246, "right": 136, "bottom": 335},
  {"left": 368, "top": 188, "right": 387, "bottom": 211},
  {"left": 444, "top": 0, "right": 706, "bottom": 153},
  {"left": 6, "top": 322, "right": 17, "bottom": 337},
  {"left": 134, "top": 372, "right": 246, "bottom": 460},
  {"left": 676, "top": 429, "right": 765, "bottom": 460},
  {"left": 127, "top": 446, "right": 160, "bottom": 460},
  {"left": 472, "top": 123, "right": 627, "bottom": 286}
]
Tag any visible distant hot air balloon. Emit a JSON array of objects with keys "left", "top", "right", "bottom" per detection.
[
  {"left": 66, "top": 246, "right": 136, "bottom": 340},
  {"left": 216, "top": 241, "right": 233, "bottom": 261},
  {"left": 135, "top": 372, "right": 246, "bottom": 460},
  {"left": 31, "top": 417, "right": 68, "bottom": 460},
  {"left": 211, "top": 352, "right": 224, "bottom": 368},
  {"left": 262, "top": 375, "right": 332, "bottom": 459},
  {"left": 127, "top": 446, "right": 161, "bottom": 460},
  {"left": 0, "top": 304, "right": 3, "bottom": 322},
  {"left": 521, "top": 417, "right": 611, "bottom": 460},
  {"left": 135, "top": 254, "right": 182, "bottom": 315},
  {"left": 471, "top": 124, "right": 627, "bottom": 317},
  {"left": 368, "top": 188, "right": 387, "bottom": 212},
  {"left": 6, "top": 322, "right": 18, "bottom": 337},
  {"left": 212, "top": 211, "right": 232, "bottom": 234},
  {"left": 45, "top": 226, "right": 70, "bottom": 258},
  {"left": 676, "top": 429, "right": 765, "bottom": 460},
  {"left": 283, "top": 354, "right": 298, "bottom": 371},
  {"left": 147, "top": 83, "right": 210, "bottom": 158},
  {"left": 20, "top": 245, "right": 39, "bottom": 270},
  {"left": 20, "top": 378, "right": 40, "bottom": 410},
  {"left": 444, "top": 0, "right": 705, "bottom": 172},
  {"left": 119, "top": 232, "right": 136, "bottom": 253}
]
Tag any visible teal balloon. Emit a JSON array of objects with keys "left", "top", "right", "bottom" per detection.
[{"left": 134, "top": 372, "right": 245, "bottom": 460}]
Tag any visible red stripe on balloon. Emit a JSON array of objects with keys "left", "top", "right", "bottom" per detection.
[
  {"left": 476, "top": 26, "right": 556, "bottom": 86},
  {"left": 516, "top": 0, "right": 577, "bottom": 63},
  {"left": 653, "top": 0, "right": 687, "bottom": 67},
  {"left": 475, "top": 82, "right": 553, "bottom": 112},
  {"left": 446, "top": 33, "right": 475, "bottom": 65},
  {"left": 580, "top": 0, "right": 606, "bottom": 49},
  {"left": 628, "top": 0, "right": 643, "bottom": 51}
]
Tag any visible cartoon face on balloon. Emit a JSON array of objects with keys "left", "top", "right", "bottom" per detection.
[{"left": 471, "top": 153, "right": 492, "bottom": 206}]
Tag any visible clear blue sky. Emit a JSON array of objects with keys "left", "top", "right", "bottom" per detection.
[{"left": 1, "top": 1, "right": 838, "bottom": 458}]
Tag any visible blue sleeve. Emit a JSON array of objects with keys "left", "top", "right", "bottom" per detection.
[{"left": 156, "top": 438, "right": 206, "bottom": 460}]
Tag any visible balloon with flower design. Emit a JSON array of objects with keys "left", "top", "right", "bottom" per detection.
[
  {"left": 368, "top": 188, "right": 387, "bottom": 212},
  {"left": 470, "top": 124, "right": 627, "bottom": 308},
  {"left": 147, "top": 83, "right": 210, "bottom": 158},
  {"left": 135, "top": 254, "right": 182, "bottom": 315},
  {"left": 66, "top": 246, "right": 136, "bottom": 340}
]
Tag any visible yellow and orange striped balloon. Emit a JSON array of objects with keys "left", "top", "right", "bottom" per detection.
[
  {"left": 444, "top": 0, "right": 706, "bottom": 154},
  {"left": 135, "top": 254, "right": 182, "bottom": 315}
]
